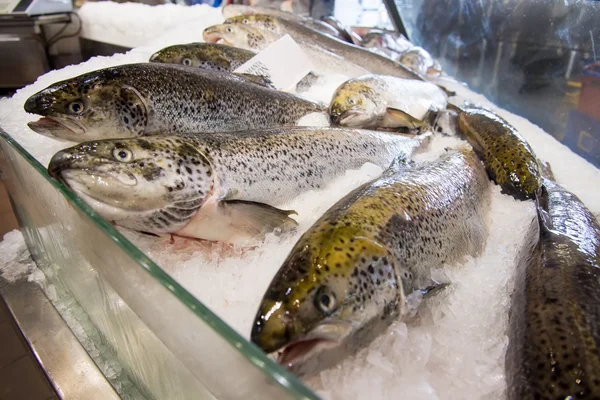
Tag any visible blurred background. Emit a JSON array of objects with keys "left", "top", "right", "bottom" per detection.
[{"left": 1, "top": 0, "right": 599, "bottom": 167}]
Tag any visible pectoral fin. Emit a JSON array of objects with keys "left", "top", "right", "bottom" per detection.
[
  {"left": 384, "top": 108, "right": 425, "bottom": 130},
  {"left": 221, "top": 200, "right": 298, "bottom": 240},
  {"left": 175, "top": 198, "right": 298, "bottom": 246},
  {"left": 234, "top": 73, "right": 276, "bottom": 89}
]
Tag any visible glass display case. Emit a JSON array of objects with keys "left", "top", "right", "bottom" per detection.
[{"left": 0, "top": 1, "right": 599, "bottom": 399}]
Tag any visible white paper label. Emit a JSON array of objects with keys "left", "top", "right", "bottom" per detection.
[{"left": 233, "top": 34, "right": 314, "bottom": 91}]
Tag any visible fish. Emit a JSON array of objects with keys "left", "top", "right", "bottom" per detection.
[
  {"left": 222, "top": 15, "right": 424, "bottom": 80},
  {"left": 150, "top": 42, "right": 256, "bottom": 71},
  {"left": 222, "top": 4, "right": 329, "bottom": 37},
  {"left": 221, "top": 4, "right": 347, "bottom": 40},
  {"left": 250, "top": 147, "right": 491, "bottom": 376},
  {"left": 149, "top": 43, "right": 275, "bottom": 89},
  {"left": 24, "top": 63, "right": 324, "bottom": 142},
  {"left": 329, "top": 74, "right": 448, "bottom": 130},
  {"left": 203, "top": 23, "right": 370, "bottom": 79},
  {"left": 202, "top": 23, "right": 282, "bottom": 51},
  {"left": 450, "top": 104, "right": 541, "bottom": 200},
  {"left": 320, "top": 16, "right": 355, "bottom": 43},
  {"left": 506, "top": 177, "right": 600, "bottom": 400},
  {"left": 397, "top": 46, "right": 443, "bottom": 77},
  {"left": 360, "top": 29, "right": 412, "bottom": 56},
  {"left": 47, "top": 127, "right": 429, "bottom": 246}
]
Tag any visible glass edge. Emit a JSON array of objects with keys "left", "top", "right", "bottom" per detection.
[{"left": 0, "top": 128, "right": 320, "bottom": 400}]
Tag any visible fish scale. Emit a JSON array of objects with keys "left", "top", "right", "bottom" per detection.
[
  {"left": 251, "top": 148, "right": 491, "bottom": 376},
  {"left": 507, "top": 178, "right": 600, "bottom": 400},
  {"left": 24, "top": 63, "right": 324, "bottom": 142},
  {"left": 48, "top": 127, "right": 427, "bottom": 245}
]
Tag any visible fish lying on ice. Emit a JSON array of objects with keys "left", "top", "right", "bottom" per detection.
[
  {"left": 222, "top": 15, "right": 424, "bottom": 80},
  {"left": 149, "top": 43, "right": 275, "bottom": 88},
  {"left": 450, "top": 104, "right": 541, "bottom": 200},
  {"left": 506, "top": 176, "right": 600, "bottom": 399},
  {"left": 320, "top": 16, "right": 355, "bottom": 43},
  {"left": 24, "top": 63, "right": 324, "bottom": 142},
  {"left": 47, "top": 127, "right": 429, "bottom": 245},
  {"left": 149, "top": 42, "right": 318, "bottom": 92},
  {"left": 221, "top": 4, "right": 349, "bottom": 41},
  {"left": 329, "top": 74, "right": 448, "bottom": 130},
  {"left": 251, "top": 147, "right": 491, "bottom": 376},
  {"left": 360, "top": 29, "right": 412, "bottom": 58},
  {"left": 203, "top": 23, "right": 370, "bottom": 79},
  {"left": 397, "top": 46, "right": 443, "bottom": 77}
]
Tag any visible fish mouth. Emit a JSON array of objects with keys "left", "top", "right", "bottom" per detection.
[
  {"left": 203, "top": 32, "right": 233, "bottom": 46},
  {"left": 28, "top": 116, "right": 85, "bottom": 140},
  {"left": 276, "top": 337, "right": 337, "bottom": 367},
  {"left": 337, "top": 112, "right": 363, "bottom": 127}
]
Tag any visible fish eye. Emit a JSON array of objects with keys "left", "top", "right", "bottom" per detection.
[
  {"left": 347, "top": 98, "right": 356, "bottom": 105},
  {"left": 182, "top": 58, "right": 192, "bottom": 66},
  {"left": 226, "top": 26, "right": 233, "bottom": 33},
  {"left": 68, "top": 101, "right": 84, "bottom": 114},
  {"left": 243, "top": 19, "right": 249, "bottom": 24},
  {"left": 112, "top": 147, "right": 134, "bottom": 163},
  {"left": 314, "top": 286, "right": 337, "bottom": 315}
]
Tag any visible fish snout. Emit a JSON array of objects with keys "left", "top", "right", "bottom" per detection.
[
  {"left": 329, "top": 102, "right": 345, "bottom": 125},
  {"left": 48, "top": 149, "right": 73, "bottom": 180},
  {"left": 24, "top": 91, "right": 53, "bottom": 115},
  {"left": 251, "top": 301, "right": 295, "bottom": 354},
  {"left": 203, "top": 27, "right": 222, "bottom": 43},
  {"left": 149, "top": 51, "right": 162, "bottom": 62}
]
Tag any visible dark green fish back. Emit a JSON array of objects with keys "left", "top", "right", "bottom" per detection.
[
  {"left": 457, "top": 107, "right": 541, "bottom": 200},
  {"left": 507, "top": 178, "right": 600, "bottom": 400}
]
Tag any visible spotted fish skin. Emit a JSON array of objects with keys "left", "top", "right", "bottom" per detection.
[
  {"left": 506, "top": 178, "right": 600, "bottom": 400},
  {"left": 223, "top": 15, "right": 424, "bottom": 81},
  {"left": 150, "top": 42, "right": 257, "bottom": 71},
  {"left": 24, "top": 63, "right": 324, "bottom": 142},
  {"left": 454, "top": 106, "right": 541, "bottom": 200},
  {"left": 251, "top": 148, "right": 491, "bottom": 376},
  {"left": 47, "top": 127, "right": 427, "bottom": 244}
]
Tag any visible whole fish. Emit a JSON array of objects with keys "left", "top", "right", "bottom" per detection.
[
  {"left": 397, "top": 46, "right": 442, "bottom": 77},
  {"left": 150, "top": 42, "right": 255, "bottom": 71},
  {"left": 221, "top": 4, "right": 346, "bottom": 40},
  {"left": 451, "top": 104, "right": 541, "bottom": 200},
  {"left": 203, "top": 23, "right": 370, "bottom": 78},
  {"left": 251, "top": 148, "right": 490, "bottom": 376},
  {"left": 320, "top": 16, "right": 354, "bottom": 43},
  {"left": 24, "top": 63, "right": 324, "bottom": 142},
  {"left": 222, "top": 15, "right": 424, "bottom": 80},
  {"left": 329, "top": 74, "right": 448, "bottom": 130},
  {"left": 149, "top": 43, "right": 275, "bottom": 89},
  {"left": 506, "top": 177, "right": 600, "bottom": 399},
  {"left": 361, "top": 29, "right": 412, "bottom": 56},
  {"left": 47, "top": 127, "right": 428, "bottom": 245}
]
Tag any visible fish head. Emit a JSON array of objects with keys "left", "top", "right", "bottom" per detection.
[
  {"left": 224, "top": 14, "right": 280, "bottom": 33},
  {"left": 25, "top": 70, "right": 149, "bottom": 141},
  {"left": 329, "top": 81, "right": 383, "bottom": 128},
  {"left": 251, "top": 223, "right": 402, "bottom": 376},
  {"left": 150, "top": 44, "right": 231, "bottom": 71},
  {"left": 398, "top": 48, "right": 429, "bottom": 75},
  {"left": 47, "top": 137, "right": 214, "bottom": 226},
  {"left": 203, "top": 24, "right": 274, "bottom": 51}
]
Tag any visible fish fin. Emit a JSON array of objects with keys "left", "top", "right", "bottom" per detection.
[
  {"left": 437, "top": 84, "right": 456, "bottom": 97},
  {"left": 234, "top": 73, "right": 276, "bottom": 89},
  {"left": 420, "top": 282, "right": 450, "bottom": 297},
  {"left": 120, "top": 85, "right": 148, "bottom": 136},
  {"left": 538, "top": 159, "right": 555, "bottom": 180},
  {"left": 446, "top": 102, "right": 464, "bottom": 114},
  {"left": 384, "top": 107, "right": 425, "bottom": 129},
  {"left": 221, "top": 200, "right": 298, "bottom": 240}
]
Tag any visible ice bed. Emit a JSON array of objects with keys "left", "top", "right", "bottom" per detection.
[{"left": 1, "top": 4, "right": 599, "bottom": 400}]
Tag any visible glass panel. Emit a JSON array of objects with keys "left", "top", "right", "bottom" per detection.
[
  {"left": 394, "top": 0, "right": 600, "bottom": 168},
  {"left": 0, "top": 129, "right": 319, "bottom": 400}
]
